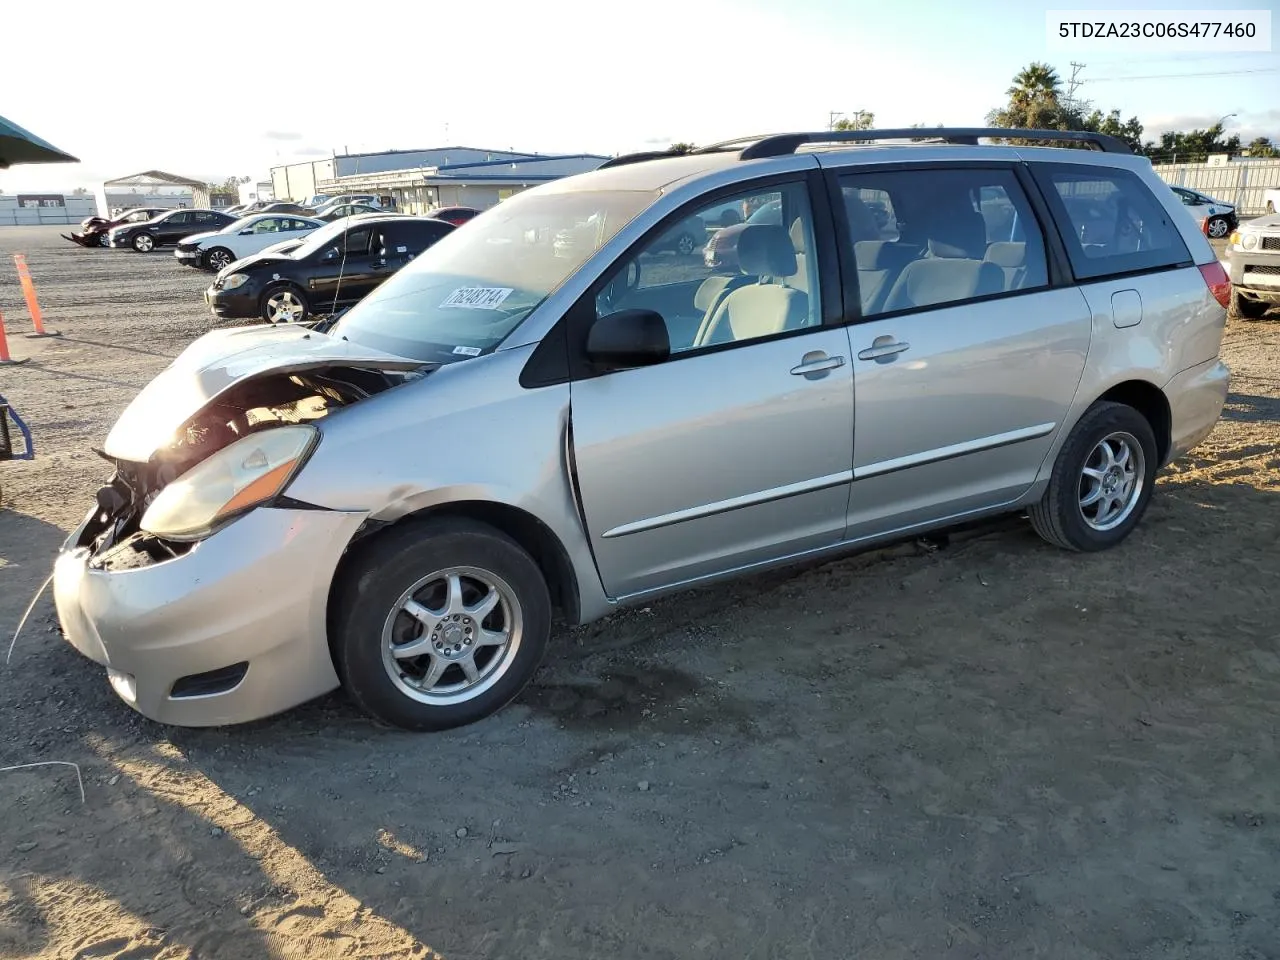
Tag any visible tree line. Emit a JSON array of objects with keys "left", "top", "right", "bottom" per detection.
[{"left": 669, "top": 62, "right": 1276, "bottom": 164}]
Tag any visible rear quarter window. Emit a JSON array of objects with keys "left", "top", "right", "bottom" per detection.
[{"left": 1034, "top": 163, "right": 1191, "bottom": 281}]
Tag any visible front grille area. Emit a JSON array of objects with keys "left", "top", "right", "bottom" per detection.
[
  {"left": 1245, "top": 264, "right": 1280, "bottom": 276},
  {"left": 1261, "top": 236, "right": 1280, "bottom": 252}
]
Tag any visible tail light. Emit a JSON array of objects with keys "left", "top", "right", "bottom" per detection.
[{"left": 1198, "top": 261, "right": 1231, "bottom": 309}]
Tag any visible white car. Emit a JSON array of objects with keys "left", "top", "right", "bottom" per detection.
[
  {"left": 174, "top": 213, "right": 325, "bottom": 272},
  {"left": 1169, "top": 186, "right": 1238, "bottom": 239}
]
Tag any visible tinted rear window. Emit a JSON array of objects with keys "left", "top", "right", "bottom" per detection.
[{"left": 1034, "top": 164, "right": 1191, "bottom": 281}]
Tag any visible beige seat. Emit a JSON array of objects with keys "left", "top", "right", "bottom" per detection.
[
  {"left": 881, "top": 208, "right": 1004, "bottom": 313},
  {"left": 855, "top": 240, "right": 923, "bottom": 315},
  {"left": 983, "top": 241, "right": 1028, "bottom": 291},
  {"left": 788, "top": 217, "right": 810, "bottom": 297},
  {"left": 695, "top": 224, "right": 810, "bottom": 347}
]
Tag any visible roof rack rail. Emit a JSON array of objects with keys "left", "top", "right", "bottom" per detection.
[
  {"left": 596, "top": 137, "right": 779, "bottom": 169},
  {"left": 738, "top": 127, "right": 1133, "bottom": 160},
  {"left": 597, "top": 150, "right": 681, "bottom": 169}
]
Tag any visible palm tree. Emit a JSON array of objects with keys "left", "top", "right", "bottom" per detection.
[{"left": 1007, "top": 62, "right": 1062, "bottom": 106}]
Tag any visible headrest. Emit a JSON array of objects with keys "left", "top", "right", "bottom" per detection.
[
  {"left": 843, "top": 194, "right": 881, "bottom": 242},
  {"left": 927, "top": 208, "right": 987, "bottom": 259},
  {"left": 789, "top": 217, "right": 807, "bottom": 255},
  {"left": 855, "top": 240, "right": 922, "bottom": 270},
  {"left": 983, "top": 241, "right": 1026, "bottom": 268},
  {"left": 738, "top": 224, "right": 798, "bottom": 277}
]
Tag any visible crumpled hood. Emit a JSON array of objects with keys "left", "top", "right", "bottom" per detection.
[{"left": 103, "top": 324, "right": 427, "bottom": 462}]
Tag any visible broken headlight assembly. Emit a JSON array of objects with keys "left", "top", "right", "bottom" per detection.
[{"left": 140, "top": 424, "right": 319, "bottom": 541}]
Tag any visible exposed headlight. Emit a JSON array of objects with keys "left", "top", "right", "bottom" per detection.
[
  {"left": 141, "top": 425, "right": 319, "bottom": 541},
  {"left": 221, "top": 272, "right": 249, "bottom": 290},
  {"left": 1242, "top": 233, "right": 1259, "bottom": 251}
]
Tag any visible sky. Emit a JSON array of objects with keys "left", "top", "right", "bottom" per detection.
[{"left": 2, "top": 0, "right": 1277, "bottom": 193}]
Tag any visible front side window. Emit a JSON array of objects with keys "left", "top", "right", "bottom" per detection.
[
  {"left": 594, "top": 182, "right": 816, "bottom": 355},
  {"left": 330, "top": 188, "right": 657, "bottom": 363},
  {"left": 1036, "top": 164, "right": 1190, "bottom": 280},
  {"left": 838, "top": 167, "right": 1049, "bottom": 318}
]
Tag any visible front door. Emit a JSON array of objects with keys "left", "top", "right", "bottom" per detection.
[
  {"left": 827, "top": 164, "right": 1092, "bottom": 535},
  {"left": 309, "top": 224, "right": 376, "bottom": 308},
  {"left": 569, "top": 179, "right": 856, "bottom": 599}
]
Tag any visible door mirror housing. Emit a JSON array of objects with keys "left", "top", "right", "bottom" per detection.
[{"left": 586, "top": 309, "right": 670, "bottom": 369}]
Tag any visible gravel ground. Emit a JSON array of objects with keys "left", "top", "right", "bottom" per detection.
[{"left": 1, "top": 226, "right": 1278, "bottom": 960}]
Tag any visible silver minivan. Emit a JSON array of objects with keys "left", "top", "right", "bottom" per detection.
[{"left": 54, "top": 128, "right": 1232, "bottom": 731}]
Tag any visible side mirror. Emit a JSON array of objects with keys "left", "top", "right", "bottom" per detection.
[
  {"left": 240, "top": 228, "right": 254, "bottom": 235},
  {"left": 586, "top": 309, "right": 670, "bottom": 369},
  {"left": 323, "top": 247, "right": 340, "bottom": 261}
]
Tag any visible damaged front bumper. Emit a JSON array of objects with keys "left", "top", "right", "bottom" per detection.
[
  {"left": 61, "top": 230, "right": 107, "bottom": 247},
  {"left": 54, "top": 504, "right": 369, "bottom": 726}
]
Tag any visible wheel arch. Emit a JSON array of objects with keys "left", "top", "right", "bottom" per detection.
[
  {"left": 331, "top": 500, "right": 582, "bottom": 629},
  {"left": 1093, "top": 379, "right": 1172, "bottom": 465}
]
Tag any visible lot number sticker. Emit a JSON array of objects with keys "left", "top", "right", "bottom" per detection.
[{"left": 441, "top": 287, "right": 514, "bottom": 310}]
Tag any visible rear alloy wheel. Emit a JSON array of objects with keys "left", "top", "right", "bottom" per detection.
[
  {"left": 205, "top": 247, "right": 234, "bottom": 272},
  {"left": 261, "top": 285, "right": 309, "bottom": 324},
  {"left": 1206, "top": 216, "right": 1230, "bottom": 239},
  {"left": 1230, "top": 288, "right": 1270, "bottom": 321},
  {"left": 332, "top": 519, "right": 552, "bottom": 731},
  {"left": 132, "top": 233, "right": 155, "bottom": 253},
  {"left": 1029, "top": 401, "right": 1158, "bottom": 552}
]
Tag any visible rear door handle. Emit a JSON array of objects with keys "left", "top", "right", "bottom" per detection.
[
  {"left": 857, "top": 339, "right": 910, "bottom": 361},
  {"left": 790, "top": 352, "right": 846, "bottom": 378}
]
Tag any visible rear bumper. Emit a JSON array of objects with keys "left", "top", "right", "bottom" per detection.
[
  {"left": 1164, "top": 357, "right": 1230, "bottom": 464},
  {"left": 54, "top": 505, "right": 368, "bottom": 726}
]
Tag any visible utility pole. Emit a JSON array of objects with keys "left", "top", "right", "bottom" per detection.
[
  {"left": 1065, "top": 61, "right": 1085, "bottom": 112},
  {"left": 828, "top": 111, "right": 845, "bottom": 131}
]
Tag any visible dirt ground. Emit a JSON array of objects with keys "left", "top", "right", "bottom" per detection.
[{"left": 0, "top": 225, "right": 1278, "bottom": 960}]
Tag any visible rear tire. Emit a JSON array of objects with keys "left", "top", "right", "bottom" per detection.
[
  {"left": 331, "top": 518, "right": 552, "bottom": 731},
  {"left": 132, "top": 233, "right": 155, "bottom": 253},
  {"left": 1029, "top": 401, "right": 1158, "bottom": 552},
  {"left": 1229, "top": 288, "right": 1269, "bottom": 321}
]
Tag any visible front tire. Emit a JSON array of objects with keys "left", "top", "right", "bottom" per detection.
[
  {"left": 98, "top": 233, "right": 111, "bottom": 248},
  {"left": 204, "top": 247, "right": 234, "bottom": 272},
  {"left": 1206, "top": 216, "right": 1230, "bottom": 239},
  {"left": 675, "top": 232, "right": 698, "bottom": 256},
  {"left": 132, "top": 233, "right": 155, "bottom": 253},
  {"left": 1029, "top": 401, "right": 1158, "bottom": 552},
  {"left": 331, "top": 519, "right": 552, "bottom": 731},
  {"left": 260, "top": 284, "right": 309, "bottom": 324},
  {"left": 1229, "top": 288, "right": 1269, "bottom": 321}
]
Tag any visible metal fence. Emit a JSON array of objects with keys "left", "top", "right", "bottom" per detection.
[
  {"left": 1151, "top": 160, "right": 1280, "bottom": 217},
  {"left": 0, "top": 198, "right": 97, "bottom": 226}
]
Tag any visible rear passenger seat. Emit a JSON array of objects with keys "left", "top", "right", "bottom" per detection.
[
  {"left": 983, "top": 241, "right": 1027, "bottom": 291},
  {"left": 855, "top": 241, "right": 923, "bottom": 315}
]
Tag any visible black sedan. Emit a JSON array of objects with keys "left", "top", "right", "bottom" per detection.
[
  {"left": 204, "top": 215, "right": 454, "bottom": 324},
  {"left": 110, "top": 209, "right": 237, "bottom": 252}
]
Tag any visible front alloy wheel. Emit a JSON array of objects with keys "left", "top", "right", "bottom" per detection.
[
  {"left": 332, "top": 518, "right": 553, "bottom": 731},
  {"left": 133, "top": 233, "right": 154, "bottom": 252},
  {"left": 262, "top": 287, "right": 307, "bottom": 324},
  {"left": 1207, "top": 216, "right": 1230, "bottom": 239},
  {"left": 205, "top": 248, "right": 234, "bottom": 272},
  {"left": 98, "top": 233, "right": 111, "bottom": 248}
]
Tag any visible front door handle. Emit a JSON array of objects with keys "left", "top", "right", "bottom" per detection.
[
  {"left": 790, "top": 352, "right": 846, "bottom": 379},
  {"left": 857, "top": 337, "right": 911, "bottom": 361}
]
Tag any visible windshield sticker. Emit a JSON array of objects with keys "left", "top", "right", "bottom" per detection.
[
  {"left": 441, "top": 286, "right": 514, "bottom": 310},
  {"left": 452, "top": 345, "right": 483, "bottom": 357}
]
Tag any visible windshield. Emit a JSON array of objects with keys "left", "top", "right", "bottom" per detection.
[{"left": 331, "top": 188, "right": 656, "bottom": 363}]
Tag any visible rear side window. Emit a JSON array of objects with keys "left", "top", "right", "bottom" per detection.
[
  {"left": 836, "top": 167, "right": 1050, "bottom": 318},
  {"left": 1035, "top": 164, "right": 1190, "bottom": 281}
]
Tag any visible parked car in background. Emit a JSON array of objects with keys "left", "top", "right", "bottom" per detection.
[
  {"left": 61, "top": 206, "right": 169, "bottom": 247},
  {"left": 703, "top": 195, "right": 783, "bottom": 269},
  {"left": 313, "top": 202, "right": 382, "bottom": 221},
  {"left": 174, "top": 213, "right": 326, "bottom": 272},
  {"left": 1170, "top": 186, "right": 1237, "bottom": 238},
  {"left": 426, "top": 206, "right": 481, "bottom": 226},
  {"left": 204, "top": 215, "right": 454, "bottom": 323},
  {"left": 1225, "top": 213, "right": 1280, "bottom": 319},
  {"left": 257, "top": 202, "right": 316, "bottom": 216},
  {"left": 109, "top": 208, "right": 237, "bottom": 252}
]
